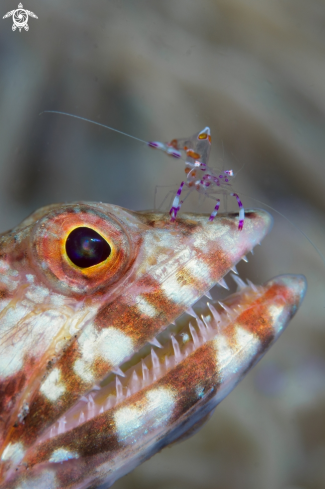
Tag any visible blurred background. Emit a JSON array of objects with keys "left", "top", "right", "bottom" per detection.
[{"left": 0, "top": 0, "right": 325, "bottom": 488}]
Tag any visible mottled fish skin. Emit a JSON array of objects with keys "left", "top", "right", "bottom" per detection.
[{"left": 0, "top": 202, "right": 306, "bottom": 489}]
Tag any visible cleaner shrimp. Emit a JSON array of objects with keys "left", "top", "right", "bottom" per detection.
[
  {"left": 148, "top": 127, "right": 244, "bottom": 229},
  {"left": 39, "top": 110, "right": 325, "bottom": 268},
  {"left": 41, "top": 112, "right": 245, "bottom": 230}
]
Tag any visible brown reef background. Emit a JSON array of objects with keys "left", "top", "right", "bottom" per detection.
[{"left": 0, "top": 1, "right": 325, "bottom": 488}]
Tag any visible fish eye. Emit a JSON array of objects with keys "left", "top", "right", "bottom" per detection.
[{"left": 65, "top": 227, "right": 111, "bottom": 268}]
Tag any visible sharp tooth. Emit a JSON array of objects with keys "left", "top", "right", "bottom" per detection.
[
  {"left": 205, "top": 290, "right": 213, "bottom": 300},
  {"left": 151, "top": 348, "right": 161, "bottom": 381},
  {"left": 58, "top": 416, "right": 66, "bottom": 434},
  {"left": 246, "top": 279, "right": 258, "bottom": 292},
  {"left": 50, "top": 427, "right": 55, "bottom": 438},
  {"left": 106, "top": 395, "right": 114, "bottom": 409},
  {"left": 185, "top": 306, "right": 198, "bottom": 319},
  {"left": 112, "top": 367, "right": 125, "bottom": 378},
  {"left": 171, "top": 335, "right": 182, "bottom": 360},
  {"left": 80, "top": 396, "right": 88, "bottom": 402},
  {"left": 87, "top": 394, "right": 95, "bottom": 421},
  {"left": 196, "top": 318, "right": 207, "bottom": 341},
  {"left": 78, "top": 411, "right": 85, "bottom": 424},
  {"left": 151, "top": 348, "right": 160, "bottom": 371},
  {"left": 126, "top": 387, "right": 131, "bottom": 398},
  {"left": 207, "top": 302, "right": 222, "bottom": 325},
  {"left": 132, "top": 370, "right": 139, "bottom": 382},
  {"left": 230, "top": 265, "right": 239, "bottom": 275},
  {"left": 217, "top": 277, "right": 229, "bottom": 290},
  {"left": 92, "top": 385, "right": 101, "bottom": 391},
  {"left": 115, "top": 376, "right": 124, "bottom": 400},
  {"left": 242, "top": 255, "right": 248, "bottom": 263},
  {"left": 189, "top": 323, "right": 200, "bottom": 347},
  {"left": 149, "top": 337, "right": 163, "bottom": 348},
  {"left": 165, "top": 355, "right": 170, "bottom": 370},
  {"left": 131, "top": 371, "right": 140, "bottom": 393},
  {"left": 99, "top": 406, "right": 104, "bottom": 414},
  {"left": 218, "top": 301, "right": 233, "bottom": 316},
  {"left": 201, "top": 315, "right": 213, "bottom": 333},
  {"left": 231, "top": 273, "right": 246, "bottom": 290},
  {"left": 142, "top": 359, "right": 150, "bottom": 383}
]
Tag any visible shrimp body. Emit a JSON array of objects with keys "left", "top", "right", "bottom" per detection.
[{"left": 149, "top": 127, "right": 245, "bottom": 229}]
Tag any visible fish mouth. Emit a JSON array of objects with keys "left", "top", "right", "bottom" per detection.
[{"left": 38, "top": 267, "right": 306, "bottom": 446}]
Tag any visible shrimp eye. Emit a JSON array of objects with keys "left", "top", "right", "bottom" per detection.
[{"left": 66, "top": 227, "right": 111, "bottom": 268}]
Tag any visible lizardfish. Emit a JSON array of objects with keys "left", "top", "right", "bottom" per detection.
[{"left": 0, "top": 202, "right": 306, "bottom": 489}]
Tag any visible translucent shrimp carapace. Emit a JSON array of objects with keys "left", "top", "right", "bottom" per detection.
[{"left": 148, "top": 127, "right": 245, "bottom": 230}]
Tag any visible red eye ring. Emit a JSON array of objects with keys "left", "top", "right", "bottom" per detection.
[{"left": 31, "top": 204, "right": 132, "bottom": 295}]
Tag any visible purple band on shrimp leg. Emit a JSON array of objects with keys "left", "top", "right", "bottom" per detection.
[
  {"left": 170, "top": 182, "right": 185, "bottom": 222},
  {"left": 148, "top": 141, "right": 182, "bottom": 159},
  {"left": 148, "top": 141, "right": 166, "bottom": 150},
  {"left": 166, "top": 147, "right": 182, "bottom": 159},
  {"left": 231, "top": 193, "right": 245, "bottom": 230},
  {"left": 170, "top": 205, "right": 181, "bottom": 221},
  {"left": 209, "top": 199, "right": 220, "bottom": 222},
  {"left": 176, "top": 181, "right": 185, "bottom": 196}
]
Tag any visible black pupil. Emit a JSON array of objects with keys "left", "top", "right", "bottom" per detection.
[{"left": 66, "top": 227, "right": 111, "bottom": 268}]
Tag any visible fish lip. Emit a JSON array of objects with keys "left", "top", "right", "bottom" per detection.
[{"left": 267, "top": 274, "right": 307, "bottom": 306}]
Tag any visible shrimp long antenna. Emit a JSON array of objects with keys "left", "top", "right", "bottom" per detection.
[
  {"left": 240, "top": 192, "right": 325, "bottom": 269},
  {"left": 39, "top": 110, "right": 148, "bottom": 145}
]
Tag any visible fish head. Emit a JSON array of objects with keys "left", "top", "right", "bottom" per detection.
[{"left": 0, "top": 202, "right": 306, "bottom": 489}]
